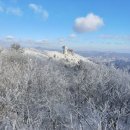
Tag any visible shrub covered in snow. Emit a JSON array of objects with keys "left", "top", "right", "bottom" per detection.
[{"left": 0, "top": 47, "right": 130, "bottom": 130}]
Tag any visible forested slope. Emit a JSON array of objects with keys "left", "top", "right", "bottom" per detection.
[{"left": 0, "top": 46, "right": 130, "bottom": 130}]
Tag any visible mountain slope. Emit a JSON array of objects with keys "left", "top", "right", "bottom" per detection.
[
  {"left": 24, "top": 48, "right": 93, "bottom": 64},
  {"left": 0, "top": 47, "right": 130, "bottom": 130}
]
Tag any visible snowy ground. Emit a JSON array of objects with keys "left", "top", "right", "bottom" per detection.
[{"left": 24, "top": 48, "right": 93, "bottom": 64}]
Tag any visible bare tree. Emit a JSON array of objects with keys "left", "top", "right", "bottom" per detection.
[{"left": 0, "top": 47, "right": 130, "bottom": 130}]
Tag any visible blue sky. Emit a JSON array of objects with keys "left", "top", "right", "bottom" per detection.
[{"left": 0, "top": 0, "right": 130, "bottom": 52}]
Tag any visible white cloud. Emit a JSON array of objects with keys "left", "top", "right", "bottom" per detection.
[
  {"left": 5, "top": 35, "right": 15, "bottom": 40},
  {"left": 29, "top": 3, "right": 49, "bottom": 20},
  {"left": 0, "top": 0, "right": 22, "bottom": 16},
  {"left": 37, "top": 39, "right": 49, "bottom": 44},
  {"left": 58, "top": 38, "right": 67, "bottom": 44},
  {"left": 0, "top": 6, "right": 22, "bottom": 16},
  {"left": 69, "top": 33, "right": 77, "bottom": 38},
  {"left": 6, "top": 7, "right": 22, "bottom": 16},
  {"left": 74, "top": 13, "right": 104, "bottom": 33},
  {"left": 99, "top": 34, "right": 130, "bottom": 41}
]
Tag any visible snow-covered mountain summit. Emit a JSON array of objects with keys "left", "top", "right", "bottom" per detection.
[
  {"left": 24, "top": 48, "right": 92, "bottom": 64},
  {"left": 1, "top": 46, "right": 130, "bottom": 130}
]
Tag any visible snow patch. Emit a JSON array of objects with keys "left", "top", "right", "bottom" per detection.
[{"left": 24, "top": 48, "right": 93, "bottom": 64}]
